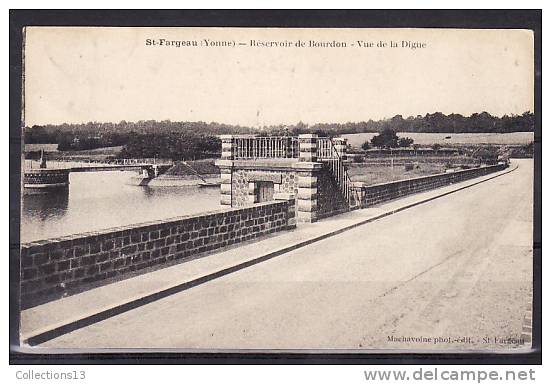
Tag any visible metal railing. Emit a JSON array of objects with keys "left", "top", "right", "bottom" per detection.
[
  {"left": 229, "top": 136, "right": 345, "bottom": 160},
  {"left": 24, "top": 158, "right": 173, "bottom": 170},
  {"left": 317, "top": 137, "right": 334, "bottom": 159},
  {"left": 322, "top": 141, "right": 361, "bottom": 208},
  {"left": 232, "top": 136, "right": 299, "bottom": 159},
  {"left": 53, "top": 157, "right": 173, "bottom": 165}
]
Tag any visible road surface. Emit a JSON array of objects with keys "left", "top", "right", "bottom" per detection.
[{"left": 42, "top": 160, "right": 533, "bottom": 350}]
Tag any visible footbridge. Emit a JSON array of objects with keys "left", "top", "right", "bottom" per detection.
[{"left": 23, "top": 157, "right": 174, "bottom": 190}]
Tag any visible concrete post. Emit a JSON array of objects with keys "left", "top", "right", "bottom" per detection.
[
  {"left": 274, "top": 192, "right": 296, "bottom": 230},
  {"left": 298, "top": 133, "right": 318, "bottom": 162}
]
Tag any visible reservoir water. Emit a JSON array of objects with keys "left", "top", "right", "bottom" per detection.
[{"left": 21, "top": 170, "right": 220, "bottom": 243}]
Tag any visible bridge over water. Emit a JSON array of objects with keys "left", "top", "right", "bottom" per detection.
[{"left": 23, "top": 157, "right": 174, "bottom": 190}]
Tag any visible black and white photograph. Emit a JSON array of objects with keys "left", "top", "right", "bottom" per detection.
[{"left": 9, "top": 11, "right": 540, "bottom": 364}]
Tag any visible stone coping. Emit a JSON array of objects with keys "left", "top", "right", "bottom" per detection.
[{"left": 216, "top": 158, "right": 299, "bottom": 170}]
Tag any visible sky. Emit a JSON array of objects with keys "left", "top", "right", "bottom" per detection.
[{"left": 23, "top": 27, "right": 534, "bottom": 127}]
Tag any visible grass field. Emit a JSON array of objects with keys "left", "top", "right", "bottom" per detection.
[
  {"left": 347, "top": 162, "right": 446, "bottom": 185},
  {"left": 343, "top": 132, "right": 534, "bottom": 148}
]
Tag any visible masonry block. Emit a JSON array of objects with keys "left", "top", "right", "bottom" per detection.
[
  {"left": 220, "top": 183, "right": 231, "bottom": 193},
  {"left": 297, "top": 210, "right": 318, "bottom": 223},
  {"left": 298, "top": 134, "right": 319, "bottom": 163},
  {"left": 297, "top": 188, "right": 317, "bottom": 200},
  {"left": 297, "top": 176, "right": 317, "bottom": 188},
  {"left": 297, "top": 199, "right": 318, "bottom": 212}
]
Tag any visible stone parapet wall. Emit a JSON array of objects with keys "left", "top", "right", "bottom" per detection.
[
  {"left": 20, "top": 199, "right": 295, "bottom": 308},
  {"left": 357, "top": 163, "right": 507, "bottom": 207}
]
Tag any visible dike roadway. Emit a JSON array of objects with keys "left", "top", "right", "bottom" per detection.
[{"left": 22, "top": 160, "right": 533, "bottom": 351}]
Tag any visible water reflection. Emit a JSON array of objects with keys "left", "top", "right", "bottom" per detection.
[
  {"left": 22, "top": 189, "right": 69, "bottom": 221},
  {"left": 21, "top": 170, "right": 220, "bottom": 242}
]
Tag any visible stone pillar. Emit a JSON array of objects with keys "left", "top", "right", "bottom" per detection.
[
  {"left": 217, "top": 135, "right": 235, "bottom": 207},
  {"left": 215, "top": 159, "right": 233, "bottom": 207},
  {"left": 333, "top": 137, "right": 348, "bottom": 161},
  {"left": 294, "top": 134, "right": 322, "bottom": 222},
  {"left": 298, "top": 133, "right": 318, "bottom": 162},
  {"left": 274, "top": 192, "right": 296, "bottom": 230},
  {"left": 293, "top": 161, "right": 322, "bottom": 223},
  {"left": 220, "top": 135, "right": 234, "bottom": 160}
]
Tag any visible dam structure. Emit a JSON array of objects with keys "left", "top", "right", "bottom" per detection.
[
  {"left": 216, "top": 134, "right": 509, "bottom": 221},
  {"left": 216, "top": 134, "right": 360, "bottom": 223},
  {"left": 20, "top": 134, "right": 508, "bottom": 309}
]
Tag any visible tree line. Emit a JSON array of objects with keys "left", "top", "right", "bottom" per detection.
[
  {"left": 118, "top": 132, "right": 220, "bottom": 160},
  {"left": 23, "top": 120, "right": 254, "bottom": 150},
  {"left": 302, "top": 111, "right": 534, "bottom": 135},
  {"left": 23, "top": 111, "right": 534, "bottom": 158}
]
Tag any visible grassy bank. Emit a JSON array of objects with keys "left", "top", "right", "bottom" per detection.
[
  {"left": 347, "top": 162, "right": 446, "bottom": 185},
  {"left": 162, "top": 159, "right": 219, "bottom": 176}
]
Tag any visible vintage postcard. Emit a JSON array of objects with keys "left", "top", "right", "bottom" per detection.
[{"left": 18, "top": 26, "right": 535, "bottom": 352}]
